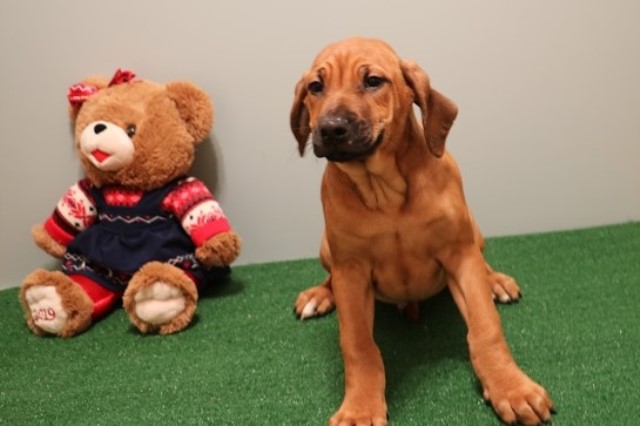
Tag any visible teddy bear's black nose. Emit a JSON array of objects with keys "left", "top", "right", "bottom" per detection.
[{"left": 93, "top": 123, "right": 107, "bottom": 134}]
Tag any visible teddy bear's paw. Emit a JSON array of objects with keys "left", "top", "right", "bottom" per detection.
[
  {"left": 32, "top": 224, "right": 66, "bottom": 259},
  {"left": 19, "top": 270, "right": 93, "bottom": 337},
  {"left": 195, "top": 231, "right": 242, "bottom": 267},
  {"left": 24, "top": 285, "right": 68, "bottom": 334},
  {"left": 124, "top": 262, "right": 198, "bottom": 335},
  {"left": 133, "top": 281, "right": 186, "bottom": 325}
]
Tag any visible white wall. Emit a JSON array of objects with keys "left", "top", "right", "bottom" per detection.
[{"left": 1, "top": 0, "right": 638, "bottom": 289}]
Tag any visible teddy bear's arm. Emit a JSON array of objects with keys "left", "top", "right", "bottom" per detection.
[
  {"left": 39, "top": 179, "right": 97, "bottom": 252},
  {"left": 162, "top": 177, "right": 240, "bottom": 266},
  {"left": 163, "top": 177, "right": 232, "bottom": 242}
]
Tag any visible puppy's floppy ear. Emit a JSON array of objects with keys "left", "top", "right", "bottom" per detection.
[
  {"left": 166, "top": 81, "right": 214, "bottom": 144},
  {"left": 401, "top": 60, "right": 458, "bottom": 158},
  {"left": 290, "top": 76, "right": 311, "bottom": 156}
]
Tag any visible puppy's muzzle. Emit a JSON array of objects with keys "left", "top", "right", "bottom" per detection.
[{"left": 312, "top": 113, "right": 383, "bottom": 162}]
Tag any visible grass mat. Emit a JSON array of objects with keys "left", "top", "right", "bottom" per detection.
[{"left": 1, "top": 222, "right": 639, "bottom": 425}]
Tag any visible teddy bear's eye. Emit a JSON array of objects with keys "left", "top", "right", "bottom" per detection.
[{"left": 126, "top": 125, "right": 136, "bottom": 138}]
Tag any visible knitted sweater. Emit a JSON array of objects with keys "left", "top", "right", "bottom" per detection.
[{"left": 44, "top": 177, "right": 231, "bottom": 248}]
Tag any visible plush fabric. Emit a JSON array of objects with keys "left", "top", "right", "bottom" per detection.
[{"left": 19, "top": 69, "right": 240, "bottom": 338}]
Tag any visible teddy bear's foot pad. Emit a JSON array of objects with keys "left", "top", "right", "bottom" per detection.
[
  {"left": 24, "top": 285, "right": 69, "bottom": 334},
  {"left": 134, "top": 281, "right": 186, "bottom": 325}
]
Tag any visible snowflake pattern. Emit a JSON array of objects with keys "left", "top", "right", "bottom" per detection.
[
  {"left": 162, "top": 178, "right": 228, "bottom": 238},
  {"left": 58, "top": 184, "right": 96, "bottom": 230}
]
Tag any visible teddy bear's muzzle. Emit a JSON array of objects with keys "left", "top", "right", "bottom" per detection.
[{"left": 80, "top": 121, "right": 135, "bottom": 171}]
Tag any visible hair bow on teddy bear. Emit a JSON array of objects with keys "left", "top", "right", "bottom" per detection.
[
  {"left": 67, "top": 68, "right": 137, "bottom": 108},
  {"left": 19, "top": 69, "right": 241, "bottom": 337}
]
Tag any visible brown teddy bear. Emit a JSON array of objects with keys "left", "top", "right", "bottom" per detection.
[{"left": 19, "top": 69, "right": 241, "bottom": 337}]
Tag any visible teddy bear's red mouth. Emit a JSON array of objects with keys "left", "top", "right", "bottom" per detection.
[{"left": 91, "top": 149, "right": 111, "bottom": 163}]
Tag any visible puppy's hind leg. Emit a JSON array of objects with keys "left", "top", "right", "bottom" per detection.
[
  {"left": 294, "top": 276, "right": 335, "bottom": 320},
  {"left": 470, "top": 211, "right": 521, "bottom": 304}
]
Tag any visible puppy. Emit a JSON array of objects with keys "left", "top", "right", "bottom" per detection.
[{"left": 290, "top": 37, "right": 553, "bottom": 425}]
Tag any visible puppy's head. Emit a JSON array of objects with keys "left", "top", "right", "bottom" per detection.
[{"left": 290, "top": 37, "right": 458, "bottom": 161}]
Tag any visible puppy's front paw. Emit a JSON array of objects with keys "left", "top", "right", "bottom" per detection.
[
  {"left": 294, "top": 284, "right": 335, "bottom": 320},
  {"left": 329, "top": 397, "right": 387, "bottom": 426},
  {"left": 484, "top": 370, "right": 554, "bottom": 426},
  {"left": 488, "top": 271, "right": 521, "bottom": 304}
]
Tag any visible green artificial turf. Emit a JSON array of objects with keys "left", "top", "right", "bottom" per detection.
[{"left": 1, "top": 223, "right": 639, "bottom": 425}]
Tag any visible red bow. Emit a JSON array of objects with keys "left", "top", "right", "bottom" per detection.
[
  {"left": 67, "top": 68, "right": 136, "bottom": 108},
  {"left": 67, "top": 84, "right": 100, "bottom": 109},
  {"left": 108, "top": 68, "right": 136, "bottom": 86}
]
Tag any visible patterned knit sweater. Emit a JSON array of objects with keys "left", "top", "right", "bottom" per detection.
[{"left": 44, "top": 177, "right": 231, "bottom": 248}]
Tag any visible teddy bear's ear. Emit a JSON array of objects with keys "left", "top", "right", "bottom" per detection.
[
  {"left": 166, "top": 82, "right": 214, "bottom": 143},
  {"left": 68, "top": 76, "right": 110, "bottom": 122}
]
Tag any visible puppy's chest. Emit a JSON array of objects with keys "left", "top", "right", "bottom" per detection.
[{"left": 367, "top": 224, "right": 445, "bottom": 303}]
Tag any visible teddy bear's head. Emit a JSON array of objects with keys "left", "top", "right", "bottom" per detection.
[{"left": 68, "top": 69, "right": 213, "bottom": 190}]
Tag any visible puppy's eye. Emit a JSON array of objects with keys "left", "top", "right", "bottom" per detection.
[
  {"left": 364, "top": 76, "right": 386, "bottom": 89},
  {"left": 308, "top": 81, "right": 324, "bottom": 95},
  {"left": 126, "top": 125, "right": 136, "bottom": 138}
]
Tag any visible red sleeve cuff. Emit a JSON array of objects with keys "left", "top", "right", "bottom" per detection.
[
  {"left": 44, "top": 216, "right": 74, "bottom": 246},
  {"left": 191, "top": 219, "right": 232, "bottom": 247}
]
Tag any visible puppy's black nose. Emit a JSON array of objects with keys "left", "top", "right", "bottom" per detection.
[
  {"left": 319, "top": 116, "right": 350, "bottom": 143},
  {"left": 93, "top": 123, "right": 107, "bottom": 134}
]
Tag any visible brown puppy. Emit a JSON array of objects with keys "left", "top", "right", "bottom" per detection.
[{"left": 290, "top": 38, "right": 554, "bottom": 426}]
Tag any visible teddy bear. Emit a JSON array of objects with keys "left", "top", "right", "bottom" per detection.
[{"left": 19, "top": 69, "right": 241, "bottom": 338}]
